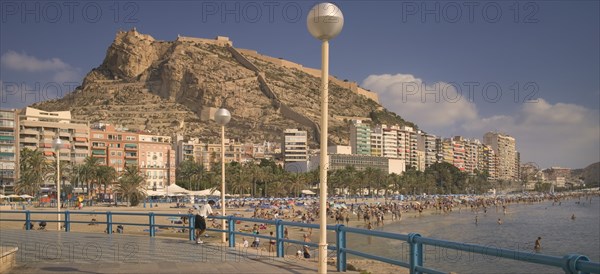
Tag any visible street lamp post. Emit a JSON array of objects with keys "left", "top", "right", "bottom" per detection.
[
  {"left": 307, "top": 3, "right": 343, "bottom": 273},
  {"left": 215, "top": 108, "right": 231, "bottom": 244},
  {"left": 53, "top": 137, "right": 63, "bottom": 231}
]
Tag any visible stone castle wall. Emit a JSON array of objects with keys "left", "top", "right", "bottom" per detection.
[{"left": 237, "top": 49, "right": 379, "bottom": 103}]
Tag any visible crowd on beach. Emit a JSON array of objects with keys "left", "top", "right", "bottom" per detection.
[{"left": 215, "top": 190, "right": 599, "bottom": 256}]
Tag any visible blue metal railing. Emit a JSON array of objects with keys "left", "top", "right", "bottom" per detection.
[{"left": 1, "top": 210, "right": 598, "bottom": 274}]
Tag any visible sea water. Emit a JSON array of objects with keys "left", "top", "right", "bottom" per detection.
[{"left": 345, "top": 196, "right": 600, "bottom": 273}]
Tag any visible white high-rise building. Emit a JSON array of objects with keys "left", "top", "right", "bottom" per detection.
[
  {"left": 484, "top": 132, "right": 517, "bottom": 181},
  {"left": 283, "top": 129, "right": 308, "bottom": 163}
]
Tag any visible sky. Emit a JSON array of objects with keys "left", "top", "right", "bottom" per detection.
[{"left": 1, "top": 0, "right": 598, "bottom": 169}]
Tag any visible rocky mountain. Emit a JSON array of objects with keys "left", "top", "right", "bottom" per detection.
[
  {"left": 571, "top": 162, "right": 600, "bottom": 186},
  {"left": 33, "top": 29, "right": 415, "bottom": 145}
]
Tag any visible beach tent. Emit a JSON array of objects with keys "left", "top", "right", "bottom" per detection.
[
  {"left": 301, "top": 189, "right": 316, "bottom": 195},
  {"left": 190, "top": 188, "right": 221, "bottom": 196},
  {"left": 164, "top": 184, "right": 191, "bottom": 194},
  {"left": 146, "top": 190, "right": 166, "bottom": 196}
]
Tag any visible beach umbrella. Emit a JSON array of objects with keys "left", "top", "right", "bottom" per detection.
[
  {"left": 7, "top": 194, "right": 20, "bottom": 198},
  {"left": 20, "top": 194, "right": 34, "bottom": 199},
  {"left": 0, "top": 194, "right": 6, "bottom": 199}
]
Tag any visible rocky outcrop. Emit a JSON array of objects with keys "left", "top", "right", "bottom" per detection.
[{"left": 33, "top": 29, "right": 414, "bottom": 146}]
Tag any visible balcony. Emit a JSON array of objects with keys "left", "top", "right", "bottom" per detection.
[
  {"left": 20, "top": 129, "right": 38, "bottom": 135},
  {"left": 20, "top": 137, "right": 38, "bottom": 143},
  {"left": 74, "top": 132, "right": 88, "bottom": 138},
  {"left": 92, "top": 149, "right": 106, "bottom": 156},
  {"left": 124, "top": 144, "right": 138, "bottom": 150}
]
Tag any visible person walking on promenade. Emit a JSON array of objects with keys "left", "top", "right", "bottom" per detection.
[{"left": 195, "top": 200, "right": 215, "bottom": 244}]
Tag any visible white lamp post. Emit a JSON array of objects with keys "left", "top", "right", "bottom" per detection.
[
  {"left": 53, "top": 137, "right": 63, "bottom": 231},
  {"left": 215, "top": 108, "right": 231, "bottom": 243},
  {"left": 307, "top": 3, "right": 344, "bottom": 273}
]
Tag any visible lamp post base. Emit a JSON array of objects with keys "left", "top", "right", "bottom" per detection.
[{"left": 317, "top": 243, "right": 328, "bottom": 273}]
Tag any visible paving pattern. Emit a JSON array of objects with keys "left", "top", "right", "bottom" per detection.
[{"left": 1, "top": 229, "right": 351, "bottom": 273}]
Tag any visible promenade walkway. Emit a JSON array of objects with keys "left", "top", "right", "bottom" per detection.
[{"left": 1, "top": 229, "right": 351, "bottom": 273}]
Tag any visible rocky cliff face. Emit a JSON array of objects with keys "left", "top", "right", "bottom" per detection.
[{"left": 33, "top": 29, "right": 415, "bottom": 145}]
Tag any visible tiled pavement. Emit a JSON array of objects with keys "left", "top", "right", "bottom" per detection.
[{"left": 1, "top": 229, "right": 353, "bottom": 273}]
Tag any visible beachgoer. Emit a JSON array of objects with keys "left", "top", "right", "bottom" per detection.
[
  {"left": 253, "top": 231, "right": 260, "bottom": 248},
  {"left": 195, "top": 200, "right": 215, "bottom": 244},
  {"left": 269, "top": 231, "right": 276, "bottom": 252},
  {"left": 571, "top": 214, "right": 576, "bottom": 220},
  {"left": 303, "top": 245, "right": 311, "bottom": 259},
  {"left": 497, "top": 218, "right": 502, "bottom": 225},
  {"left": 242, "top": 237, "right": 249, "bottom": 248},
  {"left": 534, "top": 237, "right": 542, "bottom": 250}
]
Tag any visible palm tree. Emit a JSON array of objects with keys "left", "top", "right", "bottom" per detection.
[
  {"left": 16, "top": 148, "right": 51, "bottom": 196},
  {"left": 115, "top": 165, "right": 146, "bottom": 206},
  {"left": 176, "top": 160, "right": 204, "bottom": 190},
  {"left": 285, "top": 172, "right": 307, "bottom": 197},
  {"left": 97, "top": 165, "right": 117, "bottom": 197},
  {"left": 80, "top": 156, "right": 102, "bottom": 196}
]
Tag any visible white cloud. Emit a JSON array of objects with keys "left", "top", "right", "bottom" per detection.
[
  {"left": 362, "top": 73, "right": 478, "bottom": 131},
  {"left": 363, "top": 73, "right": 600, "bottom": 168},
  {"left": 1, "top": 51, "right": 81, "bottom": 83}
]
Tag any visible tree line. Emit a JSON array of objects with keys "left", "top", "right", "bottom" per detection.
[{"left": 15, "top": 148, "right": 496, "bottom": 207}]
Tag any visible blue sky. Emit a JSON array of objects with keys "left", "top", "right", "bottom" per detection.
[{"left": 1, "top": 0, "right": 599, "bottom": 169}]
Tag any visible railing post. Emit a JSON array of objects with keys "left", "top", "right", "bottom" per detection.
[
  {"left": 188, "top": 214, "right": 194, "bottom": 241},
  {"left": 228, "top": 216, "right": 236, "bottom": 248},
  {"left": 149, "top": 212, "right": 155, "bottom": 237},
  {"left": 336, "top": 224, "right": 347, "bottom": 272},
  {"left": 65, "top": 211, "right": 70, "bottom": 232},
  {"left": 106, "top": 211, "right": 112, "bottom": 234},
  {"left": 408, "top": 233, "right": 423, "bottom": 274},
  {"left": 562, "top": 253, "right": 590, "bottom": 274},
  {"left": 276, "top": 220, "right": 284, "bottom": 258},
  {"left": 25, "top": 210, "right": 31, "bottom": 231}
]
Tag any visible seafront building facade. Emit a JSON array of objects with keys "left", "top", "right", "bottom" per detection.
[
  {"left": 0, "top": 109, "right": 19, "bottom": 194},
  {"left": 484, "top": 132, "right": 518, "bottom": 181},
  {"left": 283, "top": 129, "right": 308, "bottom": 165},
  {"left": 348, "top": 120, "right": 512, "bottom": 180},
  {"left": 19, "top": 107, "right": 90, "bottom": 187},
  {"left": 2, "top": 105, "right": 523, "bottom": 196},
  {"left": 175, "top": 137, "right": 243, "bottom": 171}
]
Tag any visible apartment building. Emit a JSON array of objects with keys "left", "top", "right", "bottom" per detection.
[
  {"left": 381, "top": 125, "right": 399, "bottom": 159},
  {"left": 283, "top": 129, "right": 308, "bottom": 164},
  {"left": 370, "top": 128, "right": 382, "bottom": 157},
  {"left": 484, "top": 132, "right": 517, "bottom": 181},
  {"left": 90, "top": 124, "right": 138, "bottom": 173},
  {"left": 417, "top": 132, "right": 437, "bottom": 169},
  {"left": 350, "top": 120, "right": 371, "bottom": 155},
  {"left": 139, "top": 134, "right": 176, "bottom": 190},
  {"left": 177, "top": 137, "right": 243, "bottom": 170},
  {"left": 19, "top": 107, "right": 90, "bottom": 186},
  {"left": 0, "top": 109, "right": 19, "bottom": 193}
]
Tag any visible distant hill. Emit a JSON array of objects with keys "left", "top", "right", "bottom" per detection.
[
  {"left": 33, "top": 29, "right": 415, "bottom": 145},
  {"left": 576, "top": 162, "right": 600, "bottom": 186}
]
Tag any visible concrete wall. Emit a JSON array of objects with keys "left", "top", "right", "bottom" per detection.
[
  {"left": 237, "top": 49, "right": 380, "bottom": 103},
  {"left": 227, "top": 47, "right": 260, "bottom": 72},
  {"left": 177, "top": 36, "right": 232, "bottom": 47},
  {"left": 228, "top": 46, "right": 321, "bottom": 143}
]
